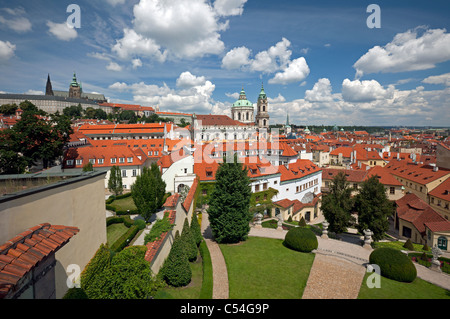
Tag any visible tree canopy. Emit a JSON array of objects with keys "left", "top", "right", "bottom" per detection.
[
  {"left": 354, "top": 175, "right": 394, "bottom": 241},
  {"left": 207, "top": 155, "right": 252, "bottom": 243},
  {"left": 0, "top": 104, "right": 73, "bottom": 173},
  {"left": 320, "top": 171, "right": 355, "bottom": 234}
]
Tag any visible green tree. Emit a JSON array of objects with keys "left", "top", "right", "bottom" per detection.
[
  {"left": 131, "top": 163, "right": 166, "bottom": 222},
  {"left": 207, "top": 154, "right": 252, "bottom": 244},
  {"left": 108, "top": 165, "right": 123, "bottom": 196},
  {"left": 82, "top": 161, "right": 94, "bottom": 172},
  {"left": 0, "top": 106, "right": 73, "bottom": 172},
  {"left": 149, "top": 162, "right": 166, "bottom": 208},
  {"left": 63, "top": 104, "right": 83, "bottom": 118},
  {"left": 0, "top": 103, "right": 18, "bottom": 115},
  {"left": 190, "top": 211, "right": 203, "bottom": 246},
  {"left": 160, "top": 234, "right": 192, "bottom": 287},
  {"left": 320, "top": 171, "right": 355, "bottom": 234},
  {"left": 354, "top": 175, "right": 394, "bottom": 241}
]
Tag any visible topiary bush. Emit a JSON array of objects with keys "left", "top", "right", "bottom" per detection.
[
  {"left": 403, "top": 239, "right": 414, "bottom": 250},
  {"left": 284, "top": 227, "right": 318, "bottom": 253},
  {"left": 160, "top": 235, "right": 192, "bottom": 287},
  {"left": 369, "top": 248, "right": 417, "bottom": 283}
]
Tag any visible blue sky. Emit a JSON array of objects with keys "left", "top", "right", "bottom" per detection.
[{"left": 0, "top": 0, "right": 449, "bottom": 127}]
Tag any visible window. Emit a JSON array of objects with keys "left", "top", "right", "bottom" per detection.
[
  {"left": 155, "top": 151, "right": 159, "bottom": 156},
  {"left": 390, "top": 187, "right": 395, "bottom": 195},
  {"left": 76, "top": 159, "right": 83, "bottom": 166},
  {"left": 127, "top": 157, "right": 133, "bottom": 163},
  {"left": 353, "top": 183, "right": 358, "bottom": 190},
  {"left": 98, "top": 158, "right": 104, "bottom": 164},
  {"left": 255, "top": 184, "right": 260, "bottom": 192},
  {"left": 132, "top": 169, "right": 137, "bottom": 177},
  {"left": 89, "top": 159, "right": 95, "bottom": 164},
  {"left": 119, "top": 157, "right": 125, "bottom": 163},
  {"left": 148, "top": 151, "right": 153, "bottom": 156},
  {"left": 111, "top": 158, "right": 116, "bottom": 164},
  {"left": 402, "top": 226, "right": 412, "bottom": 238},
  {"left": 66, "top": 160, "right": 74, "bottom": 166},
  {"left": 202, "top": 189, "right": 207, "bottom": 196},
  {"left": 184, "top": 168, "right": 188, "bottom": 174},
  {"left": 122, "top": 170, "right": 127, "bottom": 177}
]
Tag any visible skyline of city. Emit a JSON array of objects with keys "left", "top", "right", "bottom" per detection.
[{"left": 0, "top": 0, "right": 449, "bottom": 127}]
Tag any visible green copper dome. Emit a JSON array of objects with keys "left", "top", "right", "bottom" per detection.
[
  {"left": 258, "top": 83, "right": 267, "bottom": 100},
  {"left": 70, "top": 72, "right": 79, "bottom": 87},
  {"left": 232, "top": 87, "right": 253, "bottom": 108}
]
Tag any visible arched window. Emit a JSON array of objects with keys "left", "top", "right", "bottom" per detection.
[
  {"left": 246, "top": 112, "right": 249, "bottom": 120},
  {"left": 238, "top": 112, "right": 241, "bottom": 120},
  {"left": 263, "top": 119, "right": 267, "bottom": 126}
]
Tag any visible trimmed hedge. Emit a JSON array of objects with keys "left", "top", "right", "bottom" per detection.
[
  {"left": 110, "top": 225, "right": 140, "bottom": 252},
  {"left": 284, "top": 227, "right": 318, "bottom": 253},
  {"left": 199, "top": 240, "right": 213, "bottom": 299},
  {"left": 369, "top": 248, "right": 417, "bottom": 283}
]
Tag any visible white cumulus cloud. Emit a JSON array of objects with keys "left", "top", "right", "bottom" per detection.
[
  {"left": 269, "top": 57, "right": 310, "bottom": 85},
  {"left": 214, "top": 0, "right": 247, "bottom": 16},
  {"left": 0, "top": 40, "right": 15, "bottom": 61},
  {"left": 47, "top": 21, "right": 77, "bottom": 41},
  {"left": 354, "top": 27, "right": 450, "bottom": 78},
  {"left": 422, "top": 73, "right": 450, "bottom": 86},
  {"left": 342, "top": 79, "right": 394, "bottom": 103}
]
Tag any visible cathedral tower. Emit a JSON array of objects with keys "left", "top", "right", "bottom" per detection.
[
  {"left": 68, "top": 72, "right": 82, "bottom": 99},
  {"left": 45, "top": 74, "right": 54, "bottom": 96}
]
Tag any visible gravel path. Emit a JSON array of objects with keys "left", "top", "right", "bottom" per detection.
[{"left": 201, "top": 212, "right": 229, "bottom": 299}]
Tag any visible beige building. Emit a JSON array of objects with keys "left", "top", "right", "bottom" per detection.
[
  {"left": 395, "top": 193, "right": 450, "bottom": 251},
  {"left": 0, "top": 171, "right": 107, "bottom": 298}
]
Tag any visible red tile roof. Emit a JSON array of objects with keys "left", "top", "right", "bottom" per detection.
[
  {"left": 278, "top": 159, "right": 321, "bottom": 182},
  {"left": 0, "top": 223, "right": 79, "bottom": 299},
  {"left": 428, "top": 177, "right": 450, "bottom": 202},
  {"left": 163, "top": 193, "right": 180, "bottom": 208},
  {"left": 182, "top": 177, "right": 198, "bottom": 213},
  {"left": 385, "top": 161, "right": 450, "bottom": 185},
  {"left": 396, "top": 193, "right": 450, "bottom": 234},
  {"left": 195, "top": 114, "right": 250, "bottom": 127}
]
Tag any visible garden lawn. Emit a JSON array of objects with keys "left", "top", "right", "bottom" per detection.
[
  {"left": 107, "top": 223, "right": 129, "bottom": 245},
  {"left": 219, "top": 237, "right": 315, "bottom": 299},
  {"left": 372, "top": 241, "right": 429, "bottom": 252},
  {"left": 358, "top": 273, "right": 450, "bottom": 299},
  {"left": 109, "top": 196, "right": 137, "bottom": 212}
]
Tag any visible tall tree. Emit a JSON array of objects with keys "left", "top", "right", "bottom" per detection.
[
  {"left": 149, "top": 162, "right": 166, "bottom": 208},
  {"left": 207, "top": 155, "right": 252, "bottom": 243},
  {"left": 131, "top": 163, "right": 166, "bottom": 222},
  {"left": 108, "top": 166, "right": 123, "bottom": 196},
  {"left": 0, "top": 106, "right": 73, "bottom": 172},
  {"left": 354, "top": 175, "right": 394, "bottom": 241},
  {"left": 320, "top": 171, "right": 355, "bottom": 234}
]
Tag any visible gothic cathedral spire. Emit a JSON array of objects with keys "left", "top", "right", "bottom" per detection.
[{"left": 45, "top": 74, "right": 54, "bottom": 96}]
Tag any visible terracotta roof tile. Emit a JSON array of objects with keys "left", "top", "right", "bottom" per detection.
[{"left": 0, "top": 223, "right": 79, "bottom": 299}]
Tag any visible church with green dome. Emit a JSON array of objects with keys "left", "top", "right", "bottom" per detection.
[
  {"left": 231, "top": 84, "right": 270, "bottom": 130},
  {"left": 231, "top": 87, "right": 255, "bottom": 124}
]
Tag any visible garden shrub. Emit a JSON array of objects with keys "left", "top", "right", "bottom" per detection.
[
  {"left": 369, "top": 247, "right": 417, "bottom": 283},
  {"left": 133, "top": 219, "right": 146, "bottom": 230},
  {"left": 182, "top": 218, "right": 198, "bottom": 262},
  {"left": 284, "top": 227, "right": 318, "bottom": 253},
  {"left": 191, "top": 211, "right": 203, "bottom": 246},
  {"left": 403, "top": 239, "right": 414, "bottom": 251},
  {"left": 144, "top": 212, "right": 174, "bottom": 244},
  {"left": 110, "top": 225, "right": 139, "bottom": 252},
  {"left": 298, "top": 216, "right": 307, "bottom": 227},
  {"left": 160, "top": 235, "right": 192, "bottom": 287},
  {"left": 63, "top": 288, "right": 89, "bottom": 299}
]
